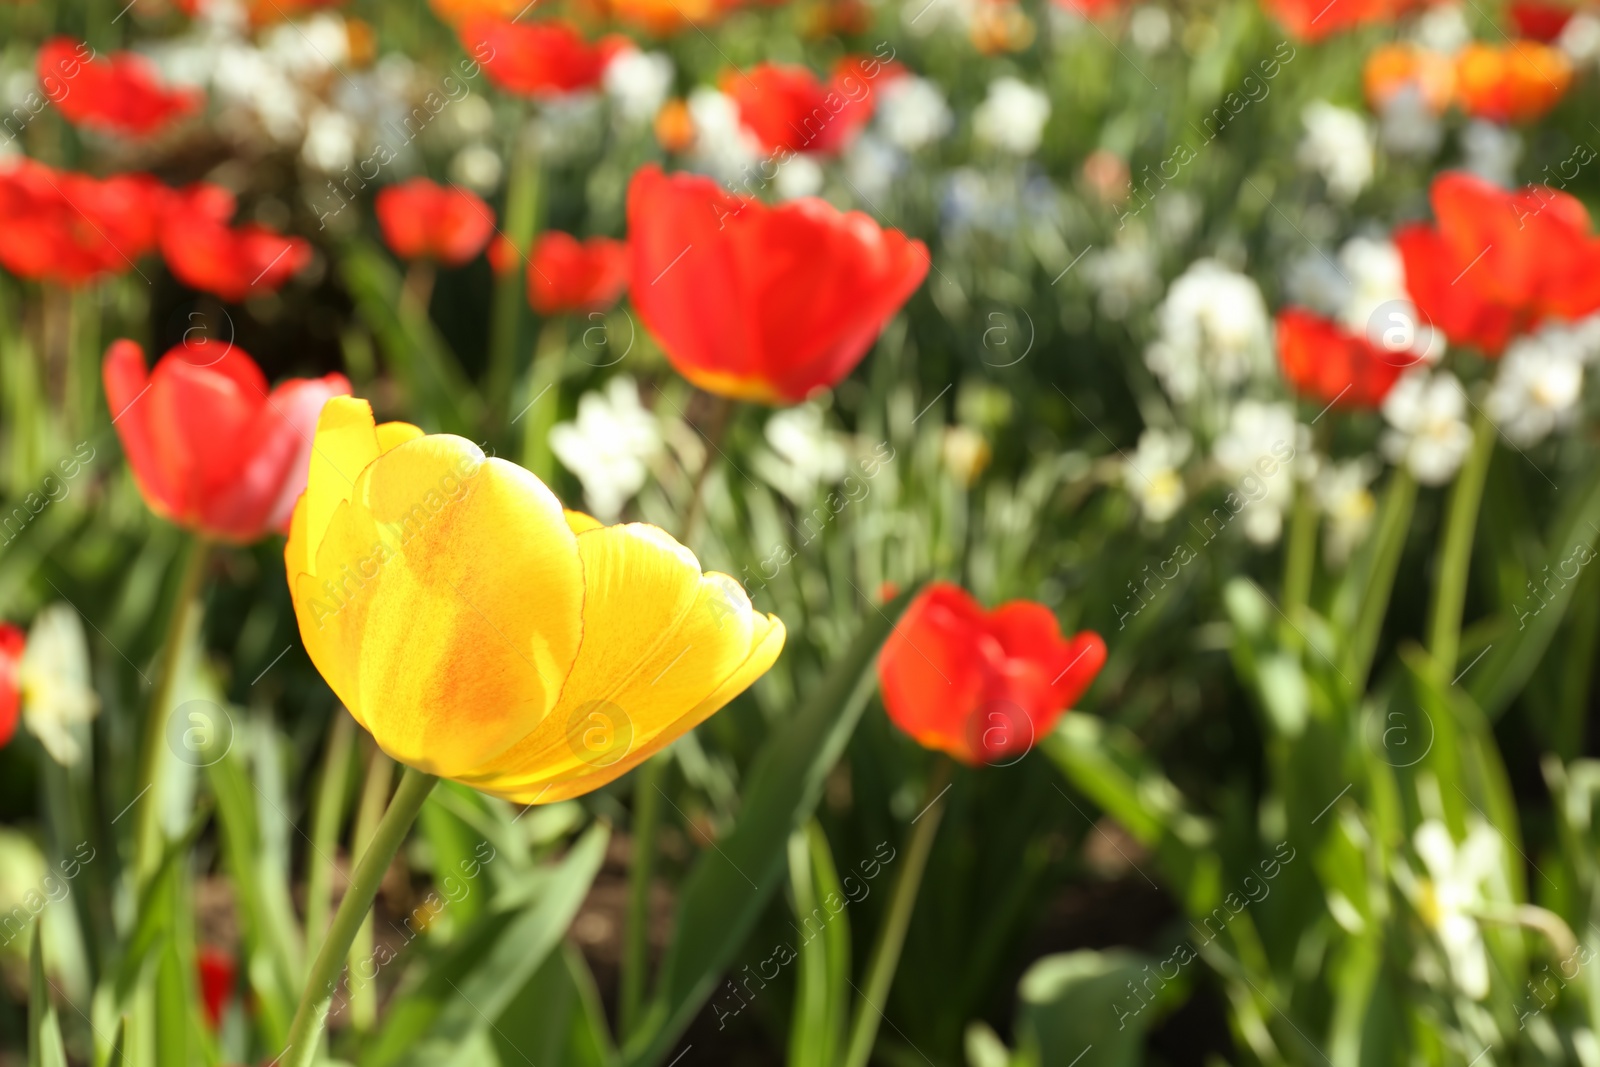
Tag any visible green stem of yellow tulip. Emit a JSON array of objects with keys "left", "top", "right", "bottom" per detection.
[
  {"left": 621, "top": 752, "right": 666, "bottom": 1040},
  {"left": 841, "top": 758, "right": 953, "bottom": 1067},
  {"left": 133, "top": 537, "right": 210, "bottom": 886},
  {"left": 305, "top": 712, "right": 357, "bottom": 967},
  {"left": 1427, "top": 409, "right": 1496, "bottom": 678},
  {"left": 281, "top": 765, "right": 437, "bottom": 1067},
  {"left": 347, "top": 746, "right": 395, "bottom": 1032}
]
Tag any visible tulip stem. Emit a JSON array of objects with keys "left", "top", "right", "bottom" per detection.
[
  {"left": 1427, "top": 409, "right": 1496, "bottom": 677},
  {"left": 487, "top": 125, "right": 543, "bottom": 427},
  {"left": 400, "top": 261, "right": 436, "bottom": 318},
  {"left": 681, "top": 395, "right": 734, "bottom": 547},
  {"left": 280, "top": 765, "right": 437, "bottom": 1067},
  {"left": 519, "top": 319, "right": 566, "bottom": 484},
  {"left": 621, "top": 752, "right": 666, "bottom": 1040},
  {"left": 841, "top": 758, "right": 953, "bottom": 1067},
  {"left": 346, "top": 745, "right": 395, "bottom": 1033},
  {"left": 133, "top": 536, "right": 211, "bottom": 886},
  {"left": 1280, "top": 483, "right": 1317, "bottom": 651}
]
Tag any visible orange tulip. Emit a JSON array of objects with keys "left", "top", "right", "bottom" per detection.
[{"left": 1454, "top": 41, "right": 1571, "bottom": 122}]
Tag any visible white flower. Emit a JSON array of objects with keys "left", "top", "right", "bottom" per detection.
[
  {"left": 1315, "top": 458, "right": 1377, "bottom": 565},
  {"left": 16, "top": 605, "right": 100, "bottom": 767},
  {"left": 875, "top": 75, "right": 952, "bottom": 151},
  {"left": 1412, "top": 819, "right": 1502, "bottom": 999},
  {"left": 1129, "top": 6, "right": 1172, "bottom": 53},
  {"left": 973, "top": 77, "right": 1051, "bottom": 156},
  {"left": 549, "top": 377, "right": 663, "bottom": 521},
  {"left": 1411, "top": 3, "right": 1471, "bottom": 54},
  {"left": 1213, "top": 401, "right": 1300, "bottom": 546},
  {"left": 1485, "top": 332, "right": 1585, "bottom": 445},
  {"left": 1144, "top": 260, "right": 1273, "bottom": 403},
  {"left": 1462, "top": 120, "right": 1523, "bottom": 188},
  {"left": 844, "top": 135, "right": 902, "bottom": 203},
  {"left": 687, "top": 87, "right": 762, "bottom": 183},
  {"left": 1381, "top": 370, "right": 1474, "bottom": 485},
  {"left": 1126, "top": 429, "right": 1191, "bottom": 523},
  {"left": 1559, "top": 12, "right": 1600, "bottom": 65},
  {"left": 605, "top": 49, "right": 674, "bottom": 123},
  {"left": 450, "top": 143, "right": 502, "bottom": 192},
  {"left": 262, "top": 14, "right": 350, "bottom": 77},
  {"left": 773, "top": 154, "right": 824, "bottom": 200},
  {"left": 301, "top": 107, "right": 357, "bottom": 172},
  {"left": 755, "top": 402, "right": 851, "bottom": 501},
  {"left": 1377, "top": 86, "right": 1444, "bottom": 159},
  {"left": 1339, "top": 236, "right": 1444, "bottom": 363},
  {"left": 1298, "top": 101, "right": 1373, "bottom": 203},
  {"left": 534, "top": 94, "right": 604, "bottom": 164}
]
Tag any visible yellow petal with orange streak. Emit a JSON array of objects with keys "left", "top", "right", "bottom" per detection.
[{"left": 458, "top": 522, "right": 785, "bottom": 803}]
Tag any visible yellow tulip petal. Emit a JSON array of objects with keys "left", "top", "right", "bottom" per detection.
[
  {"left": 565, "top": 509, "right": 603, "bottom": 534},
  {"left": 295, "top": 434, "right": 585, "bottom": 777},
  {"left": 376, "top": 421, "right": 424, "bottom": 452},
  {"left": 460, "top": 522, "right": 785, "bottom": 803},
  {"left": 303, "top": 397, "right": 384, "bottom": 571}
]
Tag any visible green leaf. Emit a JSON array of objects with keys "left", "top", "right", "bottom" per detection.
[
  {"left": 623, "top": 584, "right": 922, "bottom": 1067},
  {"left": 362, "top": 822, "right": 611, "bottom": 1067},
  {"left": 206, "top": 746, "right": 297, "bottom": 1047},
  {"left": 338, "top": 241, "right": 480, "bottom": 434},
  {"left": 103, "top": 1016, "right": 128, "bottom": 1067},
  {"left": 111, "top": 808, "right": 210, "bottom": 1004},
  {"left": 30, "top": 920, "right": 68, "bottom": 1067},
  {"left": 787, "top": 821, "right": 850, "bottom": 1067},
  {"left": 1467, "top": 461, "right": 1600, "bottom": 718},
  {"left": 1015, "top": 950, "right": 1160, "bottom": 1067},
  {"left": 489, "top": 944, "right": 619, "bottom": 1067}
]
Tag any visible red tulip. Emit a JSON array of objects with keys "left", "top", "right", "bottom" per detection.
[
  {"left": 160, "top": 184, "right": 311, "bottom": 302},
  {"left": 1261, "top": 0, "right": 1413, "bottom": 39},
  {"left": 103, "top": 339, "right": 351, "bottom": 542},
  {"left": 528, "top": 231, "right": 628, "bottom": 314},
  {"left": 1397, "top": 171, "right": 1600, "bottom": 355},
  {"left": 722, "top": 56, "right": 886, "bottom": 156},
  {"left": 196, "top": 946, "right": 236, "bottom": 1030},
  {"left": 1509, "top": 0, "right": 1580, "bottom": 40},
  {"left": 1052, "top": 0, "right": 1128, "bottom": 14},
  {"left": 0, "top": 160, "right": 168, "bottom": 285},
  {"left": 0, "top": 625, "right": 23, "bottom": 750},
  {"left": 375, "top": 179, "right": 495, "bottom": 267},
  {"left": 626, "top": 165, "right": 928, "bottom": 403},
  {"left": 464, "top": 19, "right": 627, "bottom": 96},
  {"left": 878, "top": 583, "right": 1106, "bottom": 765},
  {"left": 1276, "top": 309, "right": 1408, "bottom": 409},
  {"left": 38, "top": 37, "right": 201, "bottom": 138}
]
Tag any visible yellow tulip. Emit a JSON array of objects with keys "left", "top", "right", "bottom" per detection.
[{"left": 284, "top": 396, "right": 785, "bottom": 803}]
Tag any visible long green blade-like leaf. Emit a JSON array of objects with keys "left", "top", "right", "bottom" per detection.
[
  {"left": 206, "top": 747, "right": 296, "bottom": 1047},
  {"left": 29, "top": 921, "right": 68, "bottom": 1067},
  {"left": 1468, "top": 461, "right": 1600, "bottom": 718},
  {"left": 624, "top": 584, "right": 921, "bottom": 1067},
  {"left": 361, "top": 822, "right": 610, "bottom": 1067},
  {"left": 339, "top": 241, "right": 480, "bottom": 434},
  {"left": 787, "top": 821, "right": 850, "bottom": 1067},
  {"left": 111, "top": 807, "right": 210, "bottom": 1004}
]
